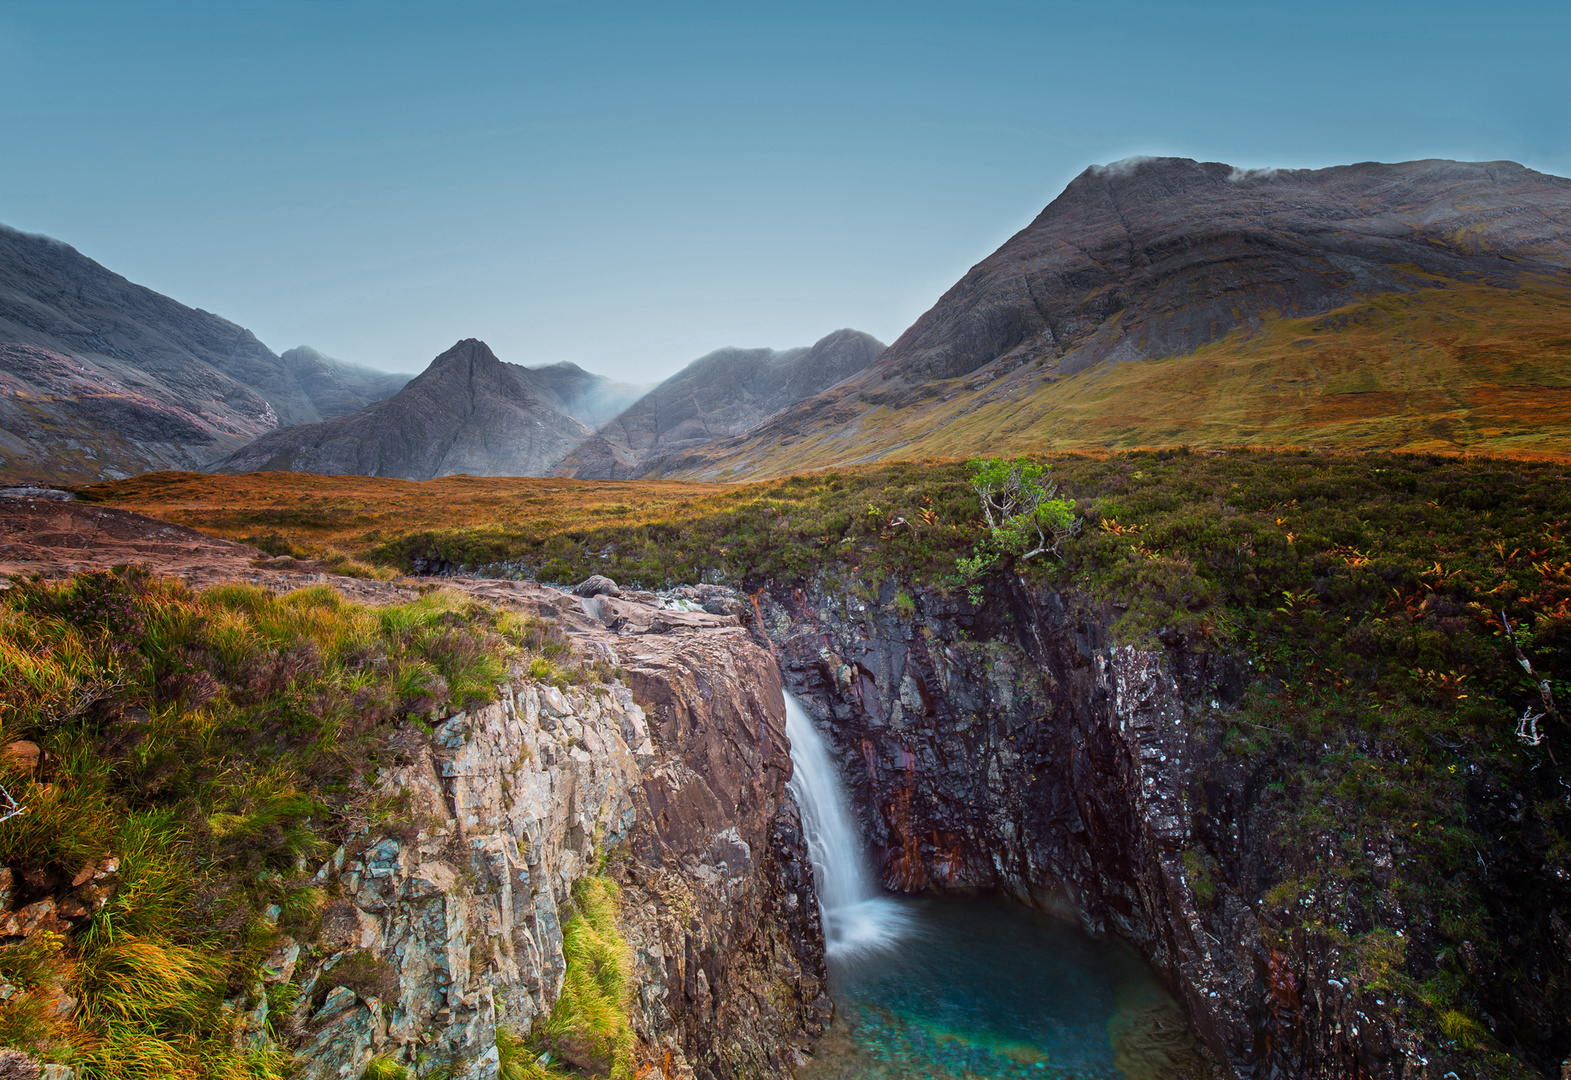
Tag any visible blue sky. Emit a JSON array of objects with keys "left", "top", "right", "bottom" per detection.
[{"left": 2, "top": 1, "right": 1567, "bottom": 381}]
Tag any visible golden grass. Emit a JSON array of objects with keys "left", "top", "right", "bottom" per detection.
[
  {"left": 669, "top": 281, "right": 1571, "bottom": 479},
  {"left": 77, "top": 472, "right": 741, "bottom": 556}
]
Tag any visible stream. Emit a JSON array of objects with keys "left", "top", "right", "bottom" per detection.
[{"left": 785, "top": 695, "right": 1201, "bottom": 1080}]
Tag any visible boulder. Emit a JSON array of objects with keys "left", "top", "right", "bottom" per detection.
[{"left": 573, "top": 574, "right": 621, "bottom": 598}]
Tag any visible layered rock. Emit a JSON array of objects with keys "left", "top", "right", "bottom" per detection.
[
  {"left": 251, "top": 582, "right": 823, "bottom": 1079},
  {"left": 755, "top": 578, "right": 1538, "bottom": 1080},
  {"left": 270, "top": 681, "right": 645, "bottom": 1079}
]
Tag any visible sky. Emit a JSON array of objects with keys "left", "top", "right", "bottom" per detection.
[{"left": 1, "top": 1, "right": 1568, "bottom": 382}]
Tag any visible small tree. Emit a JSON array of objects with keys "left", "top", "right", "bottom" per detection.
[{"left": 958, "top": 457, "right": 1081, "bottom": 602}]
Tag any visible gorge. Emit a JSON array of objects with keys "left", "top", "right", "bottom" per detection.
[{"left": 43, "top": 446, "right": 1571, "bottom": 1080}]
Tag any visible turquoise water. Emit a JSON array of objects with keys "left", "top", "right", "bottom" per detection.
[{"left": 795, "top": 893, "right": 1200, "bottom": 1080}]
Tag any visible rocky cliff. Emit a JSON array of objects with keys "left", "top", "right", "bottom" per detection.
[
  {"left": 756, "top": 577, "right": 1565, "bottom": 1080},
  {"left": 231, "top": 581, "right": 824, "bottom": 1079},
  {"left": 0, "top": 226, "right": 405, "bottom": 483}
]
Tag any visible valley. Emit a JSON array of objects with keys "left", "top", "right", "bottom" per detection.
[{"left": 1, "top": 154, "right": 1569, "bottom": 1080}]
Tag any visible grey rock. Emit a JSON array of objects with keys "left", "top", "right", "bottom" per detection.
[
  {"left": 573, "top": 574, "right": 621, "bottom": 598},
  {"left": 560, "top": 328, "right": 884, "bottom": 479},
  {"left": 0, "top": 225, "right": 404, "bottom": 483}
]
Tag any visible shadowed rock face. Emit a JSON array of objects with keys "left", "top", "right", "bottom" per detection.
[
  {"left": 279, "top": 347, "right": 408, "bottom": 421},
  {"left": 211, "top": 339, "right": 621, "bottom": 479},
  {"left": 0, "top": 226, "right": 404, "bottom": 482},
  {"left": 562, "top": 329, "right": 884, "bottom": 479},
  {"left": 759, "top": 577, "right": 1571, "bottom": 1080}
]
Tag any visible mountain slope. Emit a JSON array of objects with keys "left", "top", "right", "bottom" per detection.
[
  {"left": 561, "top": 328, "right": 884, "bottom": 478},
  {"left": 280, "top": 346, "right": 408, "bottom": 420},
  {"left": 0, "top": 225, "right": 405, "bottom": 482},
  {"left": 505, "top": 361, "right": 649, "bottom": 430},
  {"left": 211, "top": 338, "right": 604, "bottom": 479},
  {"left": 646, "top": 158, "right": 1571, "bottom": 478}
]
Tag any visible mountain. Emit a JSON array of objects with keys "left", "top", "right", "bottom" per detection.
[
  {"left": 641, "top": 158, "right": 1571, "bottom": 479},
  {"left": 211, "top": 338, "right": 622, "bottom": 479},
  {"left": 279, "top": 346, "right": 408, "bottom": 421},
  {"left": 502, "top": 361, "right": 648, "bottom": 430},
  {"left": 560, "top": 328, "right": 885, "bottom": 478},
  {"left": 0, "top": 225, "right": 406, "bottom": 482}
]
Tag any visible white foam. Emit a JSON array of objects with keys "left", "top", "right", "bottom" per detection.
[{"left": 785, "top": 693, "right": 909, "bottom": 961}]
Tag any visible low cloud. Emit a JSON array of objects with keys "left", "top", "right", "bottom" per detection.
[{"left": 1089, "top": 155, "right": 1159, "bottom": 177}]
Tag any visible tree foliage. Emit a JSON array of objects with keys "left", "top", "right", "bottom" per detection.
[{"left": 958, "top": 457, "right": 1082, "bottom": 601}]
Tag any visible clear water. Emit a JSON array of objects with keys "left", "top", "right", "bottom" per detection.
[
  {"left": 795, "top": 893, "right": 1201, "bottom": 1080},
  {"left": 784, "top": 694, "right": 1200, "bottom": 1080}
]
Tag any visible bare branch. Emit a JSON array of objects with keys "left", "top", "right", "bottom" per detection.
[{"left": 0, "top": 783, "right": 27, "bottom": 825}]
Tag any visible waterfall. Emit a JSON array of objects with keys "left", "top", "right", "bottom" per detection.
[{"left": 785, "top": 692, "right": 911, "bottom": 961}]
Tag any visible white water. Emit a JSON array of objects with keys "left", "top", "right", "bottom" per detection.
[{"left": 784, "top": 693, "right": 911, "bottom": 961}]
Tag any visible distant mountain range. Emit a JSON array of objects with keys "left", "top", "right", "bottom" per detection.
[
  {"left": 211, "top": 339, "right": 645, "bottom": 479},
  {"left": 559, "top": 328, "right": 884, "bottom": 479},
  {"left": 0, "top": 222, "right": 878, "bottom": 483},
  {"left": 651, "top": 157, "right": 1571, "bottom": 477},
  {"left": 0, "top": 225, "right": 411, "bottom": 482},
  {"left": 6, "top": 156, "right": 1570, "bottom": 485}
]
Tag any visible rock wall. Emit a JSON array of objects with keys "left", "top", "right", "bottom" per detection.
[
  {"left": 757, "top": 578, "right": 1434, "bottom": 1080},
  {"left": 248, "top": 585, "right": 824, "bottom": 1080}
]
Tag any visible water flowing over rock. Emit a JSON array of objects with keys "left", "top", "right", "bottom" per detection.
[
  {"left": 756, "top": 578, "right": 1445, "bottom": 1079},
  {"left": 785, "top": 693, "right": 910, "bottom": 961}
]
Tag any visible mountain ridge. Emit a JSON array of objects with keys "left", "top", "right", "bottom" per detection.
[
  {"left": 560, "top": 328, "right": 884, "bottom": 479},
  {"left": 0, "top": 225, "right": 407, "bottom": 482},
  {"left": 638, "top": 157, "right": 1571, "bottom": 478},
  {"left": 210, "top": 338, "right": 612, "bottom": 479}
]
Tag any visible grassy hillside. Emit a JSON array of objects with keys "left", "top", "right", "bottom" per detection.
[
  {"left": 0, "top": 571, "right": 598, "bottom": 1077},
  {"left": 653, "top": 282, "right": 1571, "bottom": 479}
]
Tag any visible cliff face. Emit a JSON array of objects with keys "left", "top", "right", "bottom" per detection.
[
  {"left": 755, "top": 579, "right": 1549, "bottom": 1079},
  {"left": 241, "top": 584, "right": 823, "bottom": 1079}
]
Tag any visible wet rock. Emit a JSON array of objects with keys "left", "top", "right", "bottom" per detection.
[{"left": 758, "top": 582, "right": 1276, "bottom": 1077}]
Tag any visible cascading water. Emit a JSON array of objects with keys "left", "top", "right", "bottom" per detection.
[
  {"left": 784, "top": 693, "right": 910, "bottom": 959},
  {"left": 784, "top": 689, "right": 1200, "bottom": 1079}
]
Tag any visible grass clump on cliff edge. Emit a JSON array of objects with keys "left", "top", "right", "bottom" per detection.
[
  {"left": 0, "top": 566, "right": 567, "bottom": 1077},
  {"left": 498, "top": 874, "right": 635, "bottom": 1080}
]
